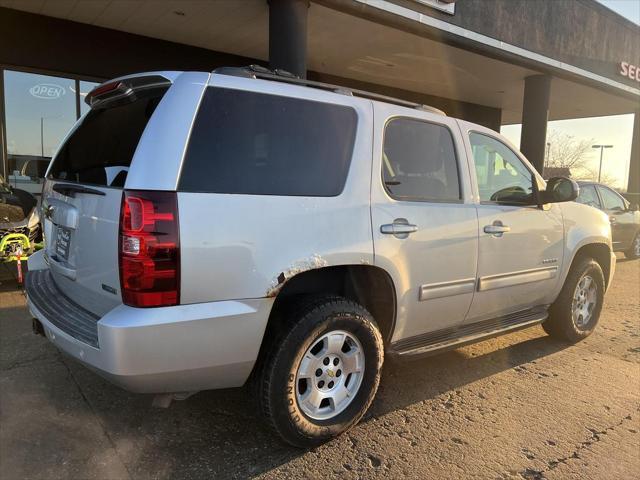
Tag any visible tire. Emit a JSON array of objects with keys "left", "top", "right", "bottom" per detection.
[
  {"left": 623, "top": 232, "right": 640, "bottom": 259},
  {"left": 543, "top": 257, "right": 605, "bottom": 343},
  {"left": 258, "top": 296, "right": 384, "bottom": 448}
]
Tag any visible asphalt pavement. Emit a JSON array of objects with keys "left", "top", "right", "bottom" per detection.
[{"left": 0, "top": 257, "right": 638, "bottom": 479}]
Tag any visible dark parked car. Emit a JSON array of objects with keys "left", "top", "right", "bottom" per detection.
[
  {"left": 576, "top": 181, "right": 640, "bottom": 259},
  {"left": 0, "top": 176, "right": 41, "bottom": 260}
]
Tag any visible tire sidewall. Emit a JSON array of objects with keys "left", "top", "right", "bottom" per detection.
[
  {"left": 625, "top": 232, "right": 640, "bottom": 259},
  {"left": 559, "top": 259, "right": 605, "bottom": 340},
  {"left": 268, "top": 303, "right": 383, "bottom": 446}
]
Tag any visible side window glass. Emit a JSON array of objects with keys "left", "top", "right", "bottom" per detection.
[
  {"left": 576, "top": 185, "right": 601, "bottom": 209},
  {"left": 598, "top": 187, "right": 625, "bottom": 211},
  {"left": 469, "top": 132, "right": 534, "bottom": 205},
  {"left": 383, "top": 118, "right": 460, "bottom": 202}
]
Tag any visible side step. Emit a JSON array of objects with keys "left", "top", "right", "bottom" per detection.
[{"left": 389, "top": 308, "right": 548, "bottom": 359}]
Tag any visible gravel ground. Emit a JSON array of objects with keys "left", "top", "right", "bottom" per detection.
[{"left": 0, "top": 257, "right": 638, "bottom": 479}]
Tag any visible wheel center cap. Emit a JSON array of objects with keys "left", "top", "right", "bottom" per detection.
[{"left": 327, "top": 369, "right": 335, "bottom": 378}]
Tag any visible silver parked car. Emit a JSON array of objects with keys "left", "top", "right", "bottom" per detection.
[
  {"left": 576, "top": 181, "right": 640, "bottom": 259},
  {"left": 26, "top": 67, "right": 616, "bottom": 447}
]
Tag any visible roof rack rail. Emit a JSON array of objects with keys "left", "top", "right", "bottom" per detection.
[{"left": 213, "top": 65, "right": 446, "bottom": 116}]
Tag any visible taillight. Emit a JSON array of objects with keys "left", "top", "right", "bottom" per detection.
[{"left": 119, "top": 190, "right": 180, "bottom": 307}]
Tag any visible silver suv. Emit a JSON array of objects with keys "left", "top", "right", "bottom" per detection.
[{"left": 26, "top": 67, "right": 616, "bottom": 447}]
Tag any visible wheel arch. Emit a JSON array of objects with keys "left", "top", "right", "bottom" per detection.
[
  {"left": 566, "top": 242, "right": 613, "bottom": 290},
  {"left": 262, "top": 264, "right": 397, "bottom": 348}
]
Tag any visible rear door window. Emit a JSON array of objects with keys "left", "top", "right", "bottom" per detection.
[
  {"left": 382, "top": 117, "right": 460, "bottom": 202},
  {"left": 179, "top": 88, "right": 358, "bottom": 196},
  {"left": 48, "top": 91, "right": 166, "bottom": 187}
]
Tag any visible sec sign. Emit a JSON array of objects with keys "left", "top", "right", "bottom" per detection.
[
  {"left": 29, "top": 83, "right": 67, "bottom": 99},
  {"left": 619, "top": 62, "right": 640, "bottom": 83}
]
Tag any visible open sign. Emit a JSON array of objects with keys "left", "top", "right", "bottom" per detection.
[{"left": 29, "top": 83, "right": 67, "bottom": 99}]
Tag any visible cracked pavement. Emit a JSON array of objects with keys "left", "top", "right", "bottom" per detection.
[{"left": 0, "top": 257, "right": 638, "bottom": 479}]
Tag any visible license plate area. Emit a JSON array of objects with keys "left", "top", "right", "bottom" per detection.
[{"left": 55, "top": 227, "right": 72, "bottom": 261}]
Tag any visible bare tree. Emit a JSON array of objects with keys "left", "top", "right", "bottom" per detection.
[
  {"left": 576, "top": 166, "right": 618, "bottom": 187},
  {"left": 545, "top": 130, "right": 594, "bottom": 173}
]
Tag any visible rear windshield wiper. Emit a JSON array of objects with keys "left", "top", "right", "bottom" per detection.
[{"left": 52, "top": 183, "right": 106, "bottom": 198}]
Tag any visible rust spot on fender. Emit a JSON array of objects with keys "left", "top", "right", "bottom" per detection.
[{"left": 265, "top": 254, "right": 328, "bottom": 297}]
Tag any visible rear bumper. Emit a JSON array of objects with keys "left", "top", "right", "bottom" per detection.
[{"left": 26, "top": 269, "right": 273, "bottom": 393}]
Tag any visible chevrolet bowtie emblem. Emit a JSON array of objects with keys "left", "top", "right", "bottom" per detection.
[{"left": 327, "top": 370, "right": 335, "bottom": 378}]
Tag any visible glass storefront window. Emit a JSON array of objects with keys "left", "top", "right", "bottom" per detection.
[{"left": 3, "top": 71, "right": 78, "bottom": 195}]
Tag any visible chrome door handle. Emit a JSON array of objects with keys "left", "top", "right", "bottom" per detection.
[
  {"left": 484, "top": 221, "right": 511, "bottom": 237},
  {"left": 380, "top": 219, "right": 418, "bottom": 238}
]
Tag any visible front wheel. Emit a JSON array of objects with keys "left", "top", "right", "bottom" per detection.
[
  {"left": 624, "top": 232, "right": 640, "bottom": 259},
  {"left": 258, "top": 296, "right": 384, "bottom": 448},
  {"left": 543, "top": 257, "right": 605, "bottom": 343}
]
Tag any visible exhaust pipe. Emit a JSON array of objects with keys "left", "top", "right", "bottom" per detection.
[{"left": 32, "top": 318, "right": 45, "bottom": 337}]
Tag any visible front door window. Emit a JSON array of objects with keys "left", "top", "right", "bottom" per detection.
[{"left": 469, "top": 132, "right": 534, "bottom": 205}]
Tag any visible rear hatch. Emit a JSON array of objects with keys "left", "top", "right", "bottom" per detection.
[{"left": 41, "top": 75, "right": 171, "bottom": 316}]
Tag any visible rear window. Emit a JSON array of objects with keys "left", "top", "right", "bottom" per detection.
[
  {"left": 179, "top": 87, "right": 358, "bottom": 196},
  {"left": 48, "top": 91, "right": 165, "bottom": 187}
]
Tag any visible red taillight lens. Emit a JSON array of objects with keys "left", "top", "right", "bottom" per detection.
[{"left": 119, "top": 190, "right": 180, "bottom": 307}]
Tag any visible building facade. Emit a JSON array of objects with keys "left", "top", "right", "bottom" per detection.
[{"left": 0, "top": 0, "right": 638, "bottom": 195}]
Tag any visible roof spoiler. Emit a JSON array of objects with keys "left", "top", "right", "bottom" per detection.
[{"left": 85, "top": 75, "right": 171, "bottom": 109}]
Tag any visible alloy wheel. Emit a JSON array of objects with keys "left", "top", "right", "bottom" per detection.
[
  {"left": 295, "top": 330, "right": 365, "bottom": 421},
  {"left": 572, "top": 274, "right": 598, "bottom": 329}
]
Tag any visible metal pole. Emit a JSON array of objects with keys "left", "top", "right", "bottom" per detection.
[
  {"left": 40, "top": 117, "right": 44, "bottom": 158},
  {"left": 598, "top": 146, "right": 604, "bottom": 183},
  {"left": 545, "top": 142, "right": 551, "bottom": 167}
]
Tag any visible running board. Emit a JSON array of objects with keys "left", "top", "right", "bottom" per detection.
[{"left": 389, "top": 308, "right": 548, "bottom": 359}]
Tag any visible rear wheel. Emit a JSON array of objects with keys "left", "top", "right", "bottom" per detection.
[
  {"left": 258, "top": 296, "right": 384, "bottom": 448},
  {"left": 543, "top": 257, "right": 604, "bottom": 343},
  {"left": 624, "top": 232, "right": 640, "bottom": 259}
]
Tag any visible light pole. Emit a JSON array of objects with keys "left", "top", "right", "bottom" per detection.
[
  {"left": 40, "top": 115, "right": 62, "bottom": 158},
  {"left": 545, "top": 142, "right": 551, "bottom": 167},
  {"left": 592, "top": 144, "right": 613, "bottom": 183}
]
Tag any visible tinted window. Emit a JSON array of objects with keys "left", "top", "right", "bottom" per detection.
[
  {"left": 382, "top": 118, "right": 460, "bottom": 202},
  {"left": 469, "top": 133, "right": 534, "bottom": 204},
  {"left": 576, "top": 184, "right": 601, "bottom": 209},
  {"left": 598, "top": 186, "right": 625, "bottom": 211},
  {"left": 179, "top": 88, "right": 357, "bottom": 196},
  {"left": 49, "top": 91, "right": 166, "bottom": 187}
]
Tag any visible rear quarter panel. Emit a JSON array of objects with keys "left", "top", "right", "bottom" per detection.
[{"left": 178, "top": 76, "right": 375, "bottom": 303}]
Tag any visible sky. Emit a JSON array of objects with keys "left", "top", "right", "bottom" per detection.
[{"left": 596, "top": 0, "right": 640, "bottom": 25}]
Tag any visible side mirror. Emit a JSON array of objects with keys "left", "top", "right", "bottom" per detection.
[
  {"left": 539, "top": 176, "right": 579, "bottom": 204},
  {"left": 629, "top": 203, "right": 639, "bottom": 212}
]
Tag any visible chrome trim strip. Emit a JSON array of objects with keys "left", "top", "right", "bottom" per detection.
[
  {"left": 397, "top": 317, "right": 545, "bottom": 357},
  {"left": 419, "top": 278, "right": 475, "bottom": 301},
  {"left": 44, "top": 252, "right": 77, "bottom": 281},
  {"left": 354, "top": 0, "right": 640, "bottom": 97},
  {"left": 478, "top": 266, "right": 558, "bottom": 292}
]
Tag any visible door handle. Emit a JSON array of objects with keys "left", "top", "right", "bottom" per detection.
[
  {"left": 484, "top": 220, "right": 511, "bottom": 237},
  {"left": 380, "top": 218, "right": 418, "bottom": 238}
]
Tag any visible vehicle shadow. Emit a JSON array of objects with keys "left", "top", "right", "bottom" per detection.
[
  {"left": 78, "top": 329, "right": 568, "bottom": 479},
  {"left": 369, "top": 334, "right": 567, "bottom": 420}
]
